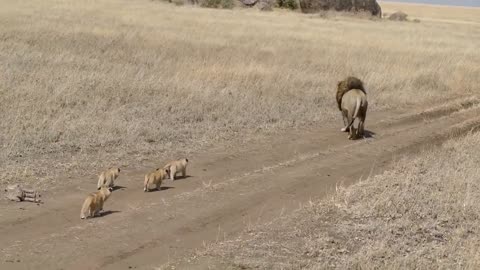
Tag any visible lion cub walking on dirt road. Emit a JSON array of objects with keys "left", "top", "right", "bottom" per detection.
[
  {"left": 163, "top": 158, "right": 188, "bottom": 181},
  {"left": 80, "top": 185, "right": 113, "bottom": 219},
  {"left": 341, "top": 89, "right": 368, "bottom": 140},
  {"left": 144, "top": 168, "right": 169, "bottom": 192},
  {"left": 97, "top": 167, "right": 121, "bottom": 190}
]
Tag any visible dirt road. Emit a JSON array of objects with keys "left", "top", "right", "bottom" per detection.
[{"left": 1, "top": 97, "right": 480, "bottom": 270}]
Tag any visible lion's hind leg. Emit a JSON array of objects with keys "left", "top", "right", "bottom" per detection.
[
  {"left": 170, "top": 167, "right": 177, "bottom": 181},
  {"left": 358, "top": 119, "right": 365, "bottom": 138},
  {"left": 340, "top": 110, "right": 350, "bottom": 132}
]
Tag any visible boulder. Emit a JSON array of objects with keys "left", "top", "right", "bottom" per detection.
[
  {"left": 389, "top": 11, "right": 408, "bottom": 21},
  {"left": 239, "top": 0, "right": 258, "bottom": 6}
]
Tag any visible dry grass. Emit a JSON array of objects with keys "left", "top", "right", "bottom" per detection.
[
  {"left": 0, "top": 0, "right": 479, "bottom": 189},
  {"left": 380, "top": 1, "right": 480, "bottom": 23},
  {"left": 202, "top": 131, "right": 480, "bottom": 269}
]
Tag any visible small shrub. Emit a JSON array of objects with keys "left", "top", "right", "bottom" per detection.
[
  {"left": 172, "top": 0, "right": 185, "bottom": 5},
  {"left": 200, "top": 0, "right": 219, "bottom": 8},
  {"left": 277, "top": 0, "right": 298, "bottom": 10},
  {"left": 199, "top": 0, "right": 233, "bottom": 8},
  {"left": 220, "top": 0, "right": 234, "bottom": 8},
  {"left": 258, "top": 0, "right": 274, "bottom": 11}
]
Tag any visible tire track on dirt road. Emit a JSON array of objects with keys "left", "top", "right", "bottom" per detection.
[{"left": 1, "top": 97, "right": 480, "bottom": 270}]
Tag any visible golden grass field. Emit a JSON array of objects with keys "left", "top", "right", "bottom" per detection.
[
  {"left": 0, "top": 0, "right": 479, "bottom": 191},
  {"left": 380, "top": 1, "right": 480, "bottom": 23},
  {"left": 202, "top": 130, "right": 480, "bottom": 269},
  {"left": 183, "top": 4, "right": 480, "bottom": 268},
  {"left": 1, "top": 0, "right": 480, "bottom": 268}
]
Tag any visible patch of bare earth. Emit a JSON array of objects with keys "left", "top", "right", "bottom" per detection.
[{"left": 199, "top": 131, "right": 480, "bottom": 269}]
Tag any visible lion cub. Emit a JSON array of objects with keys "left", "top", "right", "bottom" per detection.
[
  {"left": 163, "top": 158, "right": 188, "bottom": 180},
  {"left": 144, "top": 168, "right": 169, "bottom": 192},
  {"left": 80, "top": 185, "right": 113, "bottom": 219},
  {"left": 97, "top": 167, "right": 121, "bottom": 190}
]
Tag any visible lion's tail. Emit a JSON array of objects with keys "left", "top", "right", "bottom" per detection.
[{"left": 346, "top": 97, "right": 362, "bottom": 131}]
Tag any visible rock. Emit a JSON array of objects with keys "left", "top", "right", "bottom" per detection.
[
  {"left": 389, "top": 11, "right": 408, "bottom": 21},
  {"left": 239, "top": 0, "right": 258, "bottom": 6}
]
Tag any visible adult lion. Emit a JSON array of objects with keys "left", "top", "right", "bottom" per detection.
[{"left": 336, "top": 76, "right": 367, "bottom": 112}]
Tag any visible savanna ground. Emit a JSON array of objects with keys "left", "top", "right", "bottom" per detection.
[
  {"left": 198, "top": 129, "right": 480, "bottom": 270},
  {"left": 1, "top": 0, "right": 480, "bottom": 269},
  {"left": 1, "top": 0, "right": 479, "bottom": 190}
]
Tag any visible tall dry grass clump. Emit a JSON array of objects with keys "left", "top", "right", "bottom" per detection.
[
  {"left": 0, "top": 0, "right": 479, "bottom": 188},
  {"left": 203, "top": 131, "right": 480, "bottom": 269}
]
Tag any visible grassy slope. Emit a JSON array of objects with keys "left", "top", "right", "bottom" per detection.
[
  {"left": 0, "top": 0, "right": 479, "bottom": 189},
  {"left": 202, "top": 131, "right": 480, "bottom": 269}
]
